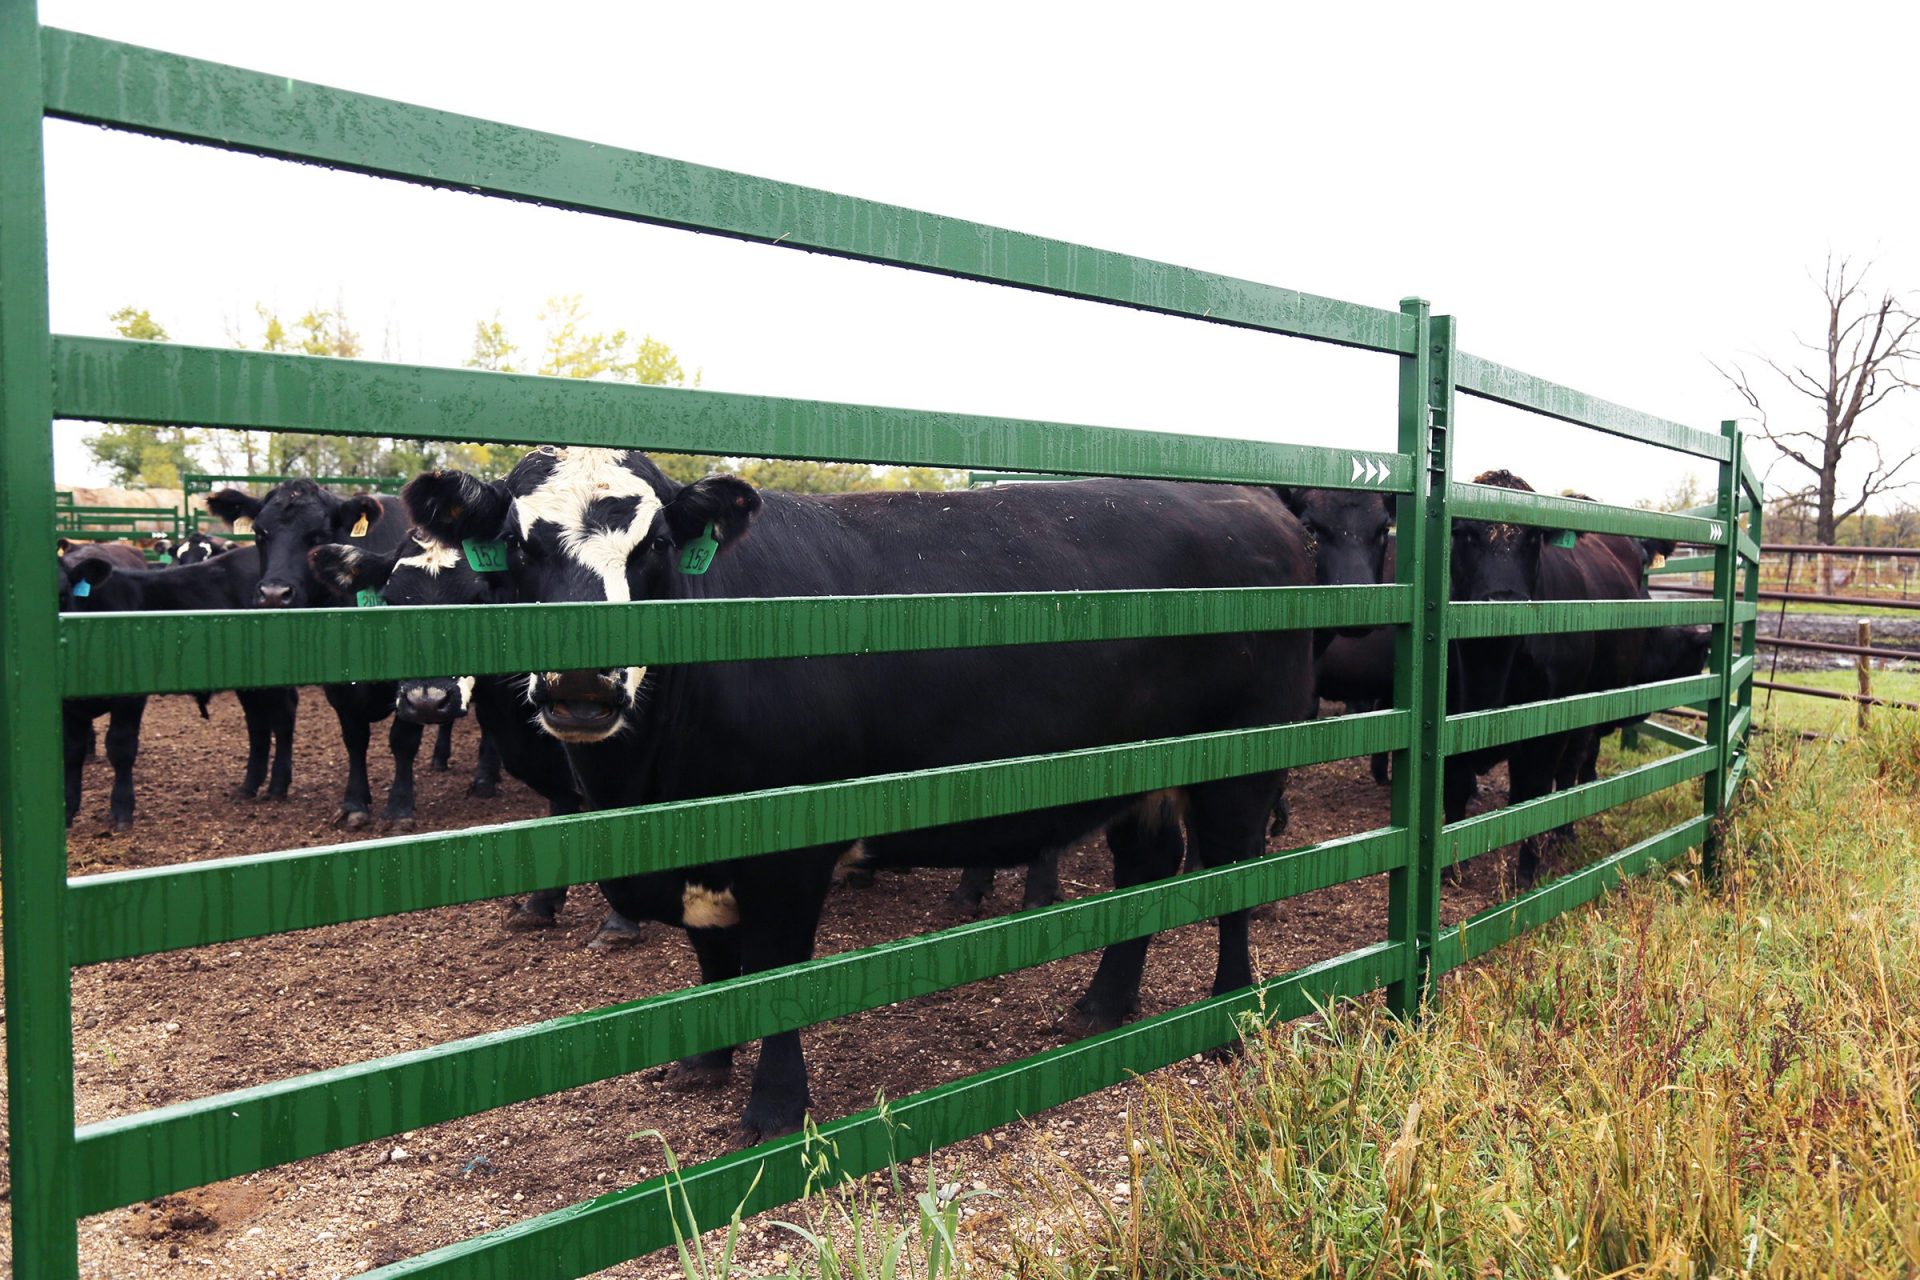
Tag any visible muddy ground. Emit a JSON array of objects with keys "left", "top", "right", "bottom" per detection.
[{"left": 0, "top": 690, "right": 1665, "bottom": 1278}]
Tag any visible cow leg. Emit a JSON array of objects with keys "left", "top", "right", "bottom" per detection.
[
  {"left": 734, "top": 858, "right": 837, "bottom": 1141},
  {"left": 509, "top": 792, "right": 578, "bottom": 931},
  {"left": 1021, "top": 847, "right": 1063, "bottom": 910},
  {"left": 1185, "top": 779, "right": 1275, "bottom": 1003},
  {"left": 103, "top": 697, "right": 147, "bottom": 833},
  {"left": 469, "top": 727, "right": 501, "bottom": 799},
  {"left": 63, "top": 709, "right": 90, "bottom": 827},
  {"left": 333, "top": 709, "right": 375, "bottom": 829},
  {"left": 431, "top": 719, "right": 455, "bottom": 772},
  {"left": 663, "top": 926, "right": 744, "bottom": 1089},
  {"left": 234, "top": 690, "right": 273, "bottom": 799},
  {"left": 384, "top": 717, "right": 423, "bottom": 825},
  {"left": 267, "top": 689, "right": 297, "bottom": 800},
  {"left": 947, "top": 865, "right": 995, "bottom": 915},
  {"left": 1506, "top": 737, "right": 1564, "bottom": 890},
  {"left": 1070, "top": 804, "right": 1186, "bottom": 1035}
]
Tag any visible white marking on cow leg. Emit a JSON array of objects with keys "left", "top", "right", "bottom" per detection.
[
  {"left": 454, "top": 676, "right": 476, "bottom": 711},
  {"left": 681, "top": 884, "right": 740, "bottom": 928}
]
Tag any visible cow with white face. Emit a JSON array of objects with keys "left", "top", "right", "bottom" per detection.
[
  {"left": 308, "top": 529, "right": 642, "bottom": 945},
  {"left": 404, "top": 446, "right": 1318, "bottom": 1141}
]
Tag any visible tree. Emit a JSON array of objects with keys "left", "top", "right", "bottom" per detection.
[
  {"left": 83, "top": 308, "right": 202, "bottom": 487},
  {"left": 1716, "top": 256, "right": 1920, "bottom": 547}
]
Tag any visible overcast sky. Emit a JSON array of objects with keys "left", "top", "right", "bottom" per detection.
[{"left": 38, "top": 1, "right": 1920, "bottom": 509}]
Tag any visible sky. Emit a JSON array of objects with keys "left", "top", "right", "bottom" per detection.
[{"left": 37, "top": 1, "right": 1920, "bottom": 511}]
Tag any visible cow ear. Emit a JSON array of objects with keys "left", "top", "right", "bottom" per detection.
[
  {"left": 206, "top": 488, "right": 264, "bottom": 528},
  {"left": 57, "top": 537, "right": 74, "bottom": 556},
  {"left": 1270, "top": 486, "right": 1308, "bottom": 516},
  {"left": 404, "top": 470, "right": 510, "bottom": 543},
  {"left": 308, "top": 544, "right": 396, "bottom": 598},
  {"left": 662, "top": 475, "right": 761, "bottom": 551},
  {"left": 334, "top": 494, "right": 385, "bottom": 537}
]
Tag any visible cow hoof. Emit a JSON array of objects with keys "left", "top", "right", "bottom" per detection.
[
  {"left": 386, "top": 816, "right": 416, "bottom": 831},
  {"left": 840, "top": 866, "right": 877, "bottom": 890},
  {"left": 333, "top": 808, "right": 372, "bottom": 830},
  {"left": 1249, "top": 902, "right": 1277, "bottom": 923},
  {"left": 1061, "top": 1002, "right": 1130, "bottom": 1039},
  {"left": 664, "top": 1060, "right": 733, "bottom": 1091},
  {"left": 504, "top": 903, "right": 558, "bottom": 931},
  {"left": 585, "top": 916, "right": 645, "bottom": 951},
  {"left": 468, "top": 781, "right": 500, "bottom": 799},
  {"left": 266, "top": 788, "right": 290, "bottom": 803},
  {"left": 111, "top": 819, "right": 133, "bottom": 835},
  {"left": 944, "top": 890, "right": 988, "bottom": 918},
  {"left": 735, "top": 1116, "right": 802, "bottom": 1147},
  {"left": 231, "top": 786, "right": 261, "bottom": 801},
  {"left": 431, "top": 758, "right": 452, "bottom": 773}
]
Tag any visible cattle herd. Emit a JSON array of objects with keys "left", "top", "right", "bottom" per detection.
[{"left": 57, "top": 449, "right": 1710, "bottom": 1139}]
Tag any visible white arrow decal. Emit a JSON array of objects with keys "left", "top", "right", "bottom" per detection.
[
  {"left": 1371, "top": 458, "right": 1388, "bottom": 483},
  {"left": 1350, "top": 455, "right": 1389, "bottom": 485},
  {"left": 1711, "top": 522, "right": 1724, "bottom": 541},
  {"left": 1351, "top": 456, "right": 1364, "bottom": 483}
]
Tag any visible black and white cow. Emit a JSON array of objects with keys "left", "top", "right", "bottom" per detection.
[
  {"left": 403, "top": 447, "right": 1318, "bottom": 1139},
  {"left": 151, "top": 531, "right": 235, "bottom": 566},
  {"left": 308, "top": 532, "right": 643, "bottom": 945},
  {"left": 207, "top": 481, "right": 456, "bottom": 827},
  {"left": 60, "top": 544, "right": 299, "bottom": 829}
]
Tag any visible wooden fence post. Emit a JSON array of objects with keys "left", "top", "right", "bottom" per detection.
[{"left": 1858, "top": 620, "right": 1871, "bottom": 728}]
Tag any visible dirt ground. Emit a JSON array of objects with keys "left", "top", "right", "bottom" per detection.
[{"left": 3, "top": 691, "right": 1554, "bottom": 1278}]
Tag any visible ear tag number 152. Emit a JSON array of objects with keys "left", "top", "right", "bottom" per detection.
[
  {"left": 679, "top": 523, "right": 720, "bottom": 575},
  {"left": 463, "top": 539, "right": 508, "bottom": 573}
]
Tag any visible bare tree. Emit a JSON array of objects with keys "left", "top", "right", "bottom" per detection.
[{"left": 1716, "top": 256, "right": 1920, "bottom": 548}]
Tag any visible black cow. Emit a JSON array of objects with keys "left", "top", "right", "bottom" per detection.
[
  {"left": 207, "top": 481, "right": 452, "bottom": 828},
  {"left": 60, "top": 545, "right": 299, "bottom": 829},
  {"left": 404, "top": 448, "right": 1317, "bottom": 1139},
  {"left": 1571, "top": 623, "right": 1713, "bottom": 786},
  {"left": 308, "top": 533, "right": 643, "bottom": 945}
]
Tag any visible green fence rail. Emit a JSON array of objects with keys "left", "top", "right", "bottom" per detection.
[{"left": 1, "top": 13, "right": 1757, "bottom": 1278}]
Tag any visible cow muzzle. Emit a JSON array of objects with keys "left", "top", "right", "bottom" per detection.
[
  {"left": 530, "top": 667, "right": 643, "bottom": 742},
  {"left": 257, "top": 582, "right": 297, "bottom": 608},
  {"left": 397, "top": 679, "right": 469, "bottom": 726}
]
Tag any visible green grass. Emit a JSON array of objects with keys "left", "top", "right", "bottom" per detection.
[
  {"left": 1751, "top": 667, "right": 1920, "bottom": 735},
  {"left": 1769, "top": 600, "right": 1920, "bottom": 619}
]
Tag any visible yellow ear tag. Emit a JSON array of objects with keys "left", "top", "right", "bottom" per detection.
[
  {"left": 350, "top": 513, "right": 369, "bottom": 538},
  {"left": 1650, "top": 553, "right": 1667, "bottom": 570},
  {"left": 233, "top": 517, "right": 254, "bottom": 535}
]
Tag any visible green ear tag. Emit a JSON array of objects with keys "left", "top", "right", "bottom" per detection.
[
  {"left": 463, "top": 538, "right": 508, "bottom": 573},
  {"left": 1550, "top": 530, "right": 1578, "bottom": 549},
  {"left": 678, "top": 521, "right": 720, "bottom": 575},
  {"left": 354, "top": 588, "right": 387, "bottom": 608},
  {"left": 157, "top": 554, "right": 173, "bottom": 565}
]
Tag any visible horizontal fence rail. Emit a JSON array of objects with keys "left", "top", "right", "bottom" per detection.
[
  {"left": 61, "top": 584, "right": 1411, "bottom": 698},
  {"left": 1, "top": 14, "right": 1760, "bottom": 1280}
]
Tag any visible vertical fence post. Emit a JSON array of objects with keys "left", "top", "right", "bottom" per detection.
[
  {"left": 1386, "top": 300, "right": 1451, "bottom": 1017},
  {"left": 1740, "top": 489, "right": 1761, "bottom": 757},
  {"left": 1858, "top": 620, "right": 1872, "bottom": 728},
  {"left": 1702, "top": 421, "right": 1740, "bottom": 876},
  {"left": 0, "top": 4, "right": 82, "bottom": 1277}
]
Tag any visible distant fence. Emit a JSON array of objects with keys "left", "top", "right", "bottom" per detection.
[{"left": 52, "top": 474, "right": 403, "bottom": 548}]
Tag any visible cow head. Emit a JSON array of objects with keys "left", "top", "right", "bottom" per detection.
[
  {"left": 1277, "top": 486, "right": 1394, "bottom": 635},
  {"left": 1643, "top": 624, "right": 1712, "bottom": 683},
  {"left": 403, "top": 447, "right": 760, "bottom": 743},
  {"left": 171, "top": 531, "right": 231, "bottom": 566},
  {"left": 310, "top": 531, "right": 515, "bottom": 725},
  {"left": 208, "top": 481, "right": 385, "bottom": 609},
  {"left": 1451, "top": 469, "right": 1563, "bottom": 603},
  {"left": 58, "top": 551, "right": 123, "bottom": 613}
]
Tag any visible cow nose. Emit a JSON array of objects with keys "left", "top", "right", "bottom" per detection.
[
  {"left": 407, "top": 686, "right": 448, "bottom": 710},
  {"left": 544, "top": 669, "right": 618, "bottom": 701},
  {"left": 258, "top": 583, "right": 295, "bottom": 608}
]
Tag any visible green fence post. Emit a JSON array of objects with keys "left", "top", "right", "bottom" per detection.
[
  {"left": 1702, "top": 420, "right": 1740, "bottom": 877},
  {"left": 0, "top": 3, "right": 81, "bottom": 1277},
  {"left": 1738, "top": 456, "right": 1759, "bottom": 767},
  {"left": 1386, "top": 300, "right": 1451, "bottom": 1017}
]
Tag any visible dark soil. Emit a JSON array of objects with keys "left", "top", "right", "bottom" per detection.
[{"left": 4, "top": 691, "right": 1545, "bottom": 1278}]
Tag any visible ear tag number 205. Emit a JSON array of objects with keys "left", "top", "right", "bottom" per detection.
[
  {"left": 463, "top": 539, "right": 508, "bottom": 573},
  {"left": 679, "top": 522, "right": 720, "bottom": 575}
]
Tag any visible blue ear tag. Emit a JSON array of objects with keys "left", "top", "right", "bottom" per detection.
[
  {"left": 72, "top": 579, "right": 91, "bottom": 598},
  {"left": 678, "top": 522, "right": 720, "bottom": 575},
  {"left": 1550, "top": 530, "right": 1578, "bottom": 549},
  {"left": 463, "top": 538, "right": 508, "bottom": 573},
  {"left": 354, "top": 588, "right": 387, "bottom": 608}
]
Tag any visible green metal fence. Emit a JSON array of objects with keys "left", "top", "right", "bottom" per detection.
[{"left": 0, "top": 13, "right": 1759, "bottom": 1277}]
